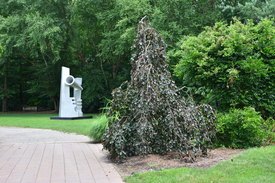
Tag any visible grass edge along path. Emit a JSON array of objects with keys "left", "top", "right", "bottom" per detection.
[
  {"left": 126, "top": 145, "right": 275, "bottom": 183},
  {"left": 0, "top": 113, "right": 106, "bottom": 136}
]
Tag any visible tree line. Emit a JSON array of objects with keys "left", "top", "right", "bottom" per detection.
[{"left": 0, "top": 0, "right": 274, "bottom": 115}]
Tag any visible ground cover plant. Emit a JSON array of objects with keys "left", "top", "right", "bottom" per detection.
[
  {"left": 89, "top": 114, "right": 108, "bottom": 142},
  {"left": 125, "top": 145, "right": 275, "bottom": 183},
  {"left": 0, "top": 113, "right": 99, "bottom": 136},
  {"left": 103, "top": 17, "right": 216, "bottom": 160}
]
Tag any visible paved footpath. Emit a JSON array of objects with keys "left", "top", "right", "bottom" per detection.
[{"left": 0, "top": 127, "right": 123, "bottom": 183}]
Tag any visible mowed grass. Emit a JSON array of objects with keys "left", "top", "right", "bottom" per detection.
[
  {"left": 126, "top": 145, "right": 275, "bottom": 183},
  {"left": 0, "top": 113, "right": 102, "bottom": 136}
]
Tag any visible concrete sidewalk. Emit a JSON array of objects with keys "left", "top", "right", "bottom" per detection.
[{"left": 0, "top": 127, "right": 123, "bottom": 183}]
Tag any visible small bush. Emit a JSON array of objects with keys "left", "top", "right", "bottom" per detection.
[
  {"left": 263, "top": 118, "right": 275, "bottom": 145},
  {"left": 216, "top": 107, "right": 267, "bottom": 148},
  {"left": 89, "top": 115, "right": 108, "bottom": 142}
]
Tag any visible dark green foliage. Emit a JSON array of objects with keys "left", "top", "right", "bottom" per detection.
[
  {"left": 0, "top": 0, "right": 226, "bottom": 111},
  {"left": 216, "top": 107, "right": 268, "bottom": 148},
  {"left": 103, "top": 18, "right": 216, "bottom": 160},
  {"left": 1, "top": 0, "right": 274, "bottom": 113},
  {"left": 0, "top": 0, "right": 72, "bottom": 111},
  {"left": 220, "top": 0, "right": 275, "bottom": 22},
  {"left": 89, "top": 115, "right": 108, "bottom": 142},
  {"left": 174, "top": 19, "right": 275, "bottom": 118}
]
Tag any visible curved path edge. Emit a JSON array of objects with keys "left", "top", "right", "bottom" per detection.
[{"left": 0, "top": 127, "right": 124, "bottom": 183}]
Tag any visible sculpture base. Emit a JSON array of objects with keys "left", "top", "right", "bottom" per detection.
[{"left": 50, "top": 116, "right": 93, "bottom": 120}]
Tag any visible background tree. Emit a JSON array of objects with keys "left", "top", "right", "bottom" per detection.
[
  {"left": 219, "top": 0, "right": 275, "bottom": 22},
  {"left": 0, "top": 0, "right": 274, "bottom": 113},
  {"left": 0, "top": 0, "right": 27, "bottom": 111},
  {"left": 0, "top": 0, "right": 89, "bottom": 111}
]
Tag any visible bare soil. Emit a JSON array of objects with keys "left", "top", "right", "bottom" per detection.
[{"left": 114, "top": 148, "right": 243, "bottom": 177}]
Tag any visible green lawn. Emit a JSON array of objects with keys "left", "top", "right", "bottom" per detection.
[
  {"left": 126, "top": 145, "right": 275, "bottom": 183},
  {"left": 0, "top": 113, "right": 99, "bottom": 136}
]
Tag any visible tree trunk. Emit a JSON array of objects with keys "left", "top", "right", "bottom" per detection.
[
  {"left": 19, "top": 62, "right": 23, "bottom": 110},
  {"left": 2, "top": 64, "right": 7, "bottom": 112},
  {"left": 112, "top": 63, "right": 117, "bottom": 79},
  {"left": 52, "top": 97, "right": 58, "bottom": 112}
]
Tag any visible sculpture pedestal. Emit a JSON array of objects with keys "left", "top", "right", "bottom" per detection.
[{"left": 50, "top": 115, "right": 93, "bottom": 120}]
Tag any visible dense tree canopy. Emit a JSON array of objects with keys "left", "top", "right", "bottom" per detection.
[{"left": 0, "top": 0, "right": 274, "bottom": 113}]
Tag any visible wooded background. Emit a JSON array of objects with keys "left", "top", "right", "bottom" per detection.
[{"left": 0, "top": 0, "right": 274, "bottom": 116}]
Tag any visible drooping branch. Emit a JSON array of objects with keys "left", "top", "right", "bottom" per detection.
[{"left": 103, "top": 17, "right": 216, "bottom": 161}]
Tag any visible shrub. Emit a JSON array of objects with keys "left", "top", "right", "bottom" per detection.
[
  {"left": 89, "top": 115, "right": 108, "bottom": 142},
  {"left": 173, "top": 19, "right": 275, "bottom": 118},
  {"left": 216, "top": 107, "right": 267, "bottom": 148},
  {"left": 103, "top": 18, "right": 216, "bottom": 160},
  {"left": 263, "top": 117, "right": 275, "bottom": 145}
]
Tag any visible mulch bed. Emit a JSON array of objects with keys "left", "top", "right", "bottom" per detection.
[{"left": 114, "top": 148, "right": 243, "bottom": 177}]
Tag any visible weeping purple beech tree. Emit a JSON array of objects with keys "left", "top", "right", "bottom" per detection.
[{"left": 103, "top": 17, "right": 216, "bottom": 161}]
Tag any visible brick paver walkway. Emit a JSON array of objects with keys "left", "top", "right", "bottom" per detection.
[{"left": 0, "top": 127, "right": 123, "bottom": 183}]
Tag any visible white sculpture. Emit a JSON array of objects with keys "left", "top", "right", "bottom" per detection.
[{"left": 59, "top": 66, "right": 83, "bottom": 118}]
